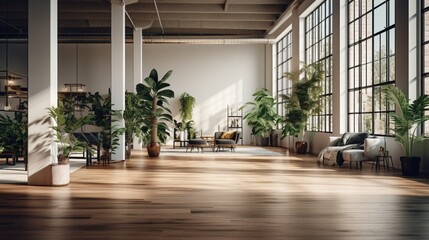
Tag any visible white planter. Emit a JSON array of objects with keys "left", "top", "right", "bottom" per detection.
[
  {"left": 180, "top": 131, "right": 188, "bottom": 141},
  {"left": 51, "top": 163, "right": 70, "bottom": 186}
]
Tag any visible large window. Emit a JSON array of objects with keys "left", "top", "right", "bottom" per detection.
[
  {"left": 276, "top": 31, "right": 292, "bottom": 126},
  {"left": 347, "top": 0, "right": 395, "bottom": 135},
  {"left": 304, "top": 0, "right": 333, "bottom": 132},
  {"left": 422, "top": 0, "right": 429, "bottom": 136}
]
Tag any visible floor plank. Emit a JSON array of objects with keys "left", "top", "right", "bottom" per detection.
[{"left": 0, "top": 146, "right": 428, "bottom": 240}]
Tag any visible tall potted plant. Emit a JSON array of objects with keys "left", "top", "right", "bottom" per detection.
[
  {"left": 382, "top": 85, "right": 429, "bottom": 176},
  {"left": 124, "top": 92, "right": 145, "bottom": 159},
  {"left": 136, "top": 69, "right": 174, "bottom": 157},
  {"left": 240, "top": 88, "right": 281, "bottom": 146},
  {"left": 281, "top": 62, "right": 324, "bottom": 153},
  {"left": 87, "top": 91, "right": 124, "bottom": 160}
]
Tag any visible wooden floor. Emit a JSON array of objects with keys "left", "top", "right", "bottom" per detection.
[{"left": 0, "top": 146, "right": 429, "bottom": 240}]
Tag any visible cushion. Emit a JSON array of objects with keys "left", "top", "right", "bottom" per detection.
[
  {"left": 342, "top": 149, "right": 365, "bottom": 162},
  {"left": 188, "top": 139, "right": 208, "bottom": 145},
  {"left": 220, "top": 131, "right": 235, "bottom": 139},
  {"left": 346, "top": 132, "right": 369, "bottom": 145},
  {"left": 337, "top": 132, "right": 353, "bottom": 146},
  {"left": 215, "top": 139, "right": 236, "bottom": 145}
]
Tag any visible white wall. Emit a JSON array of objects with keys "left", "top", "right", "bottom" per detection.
[{"left": 57, "top": 43, "right": 266, "bottom": 145}]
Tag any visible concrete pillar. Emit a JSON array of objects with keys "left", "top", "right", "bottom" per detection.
[
  {"left": 27, "top": 0, "right": 58, "bottom": 185},
  {"left": 111, "top": 0, "right": 126, "bottom": 160},
  {"left": 133, "top": 27, "right": 143, "bottom": 150},
  {"left": 332, "top": 0, "right": 348, "bottom": 135},
  {"left": 395, "top": 0, "right": 410, "bottom": 97}
]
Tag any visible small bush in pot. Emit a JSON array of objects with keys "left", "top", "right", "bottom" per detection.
[
  {"left": 240, "top": 88, "right": 281, "bottom": 146},
  {"left": 48, "top": 102, "right": 92, "bottom": 164}
]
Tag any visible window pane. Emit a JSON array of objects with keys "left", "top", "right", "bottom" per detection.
[
  {"left": 305, "top": 0, "right": 333, "bottom": 133},
  {"left": 374, "top": 4, "right": 387, "bottom": 33},
  {"left": 275, "top": 31, "right": 292, "bottom": 129},
  {"left": 348, "top": 0, "right": 395, "bottom": 135}
]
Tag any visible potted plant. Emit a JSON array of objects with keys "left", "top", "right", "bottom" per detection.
[
  {"left": 240, "top": 88, "right": 281, "bottom": 146},
  {"left": 382, "top": 85, "right": 429, "bottom": 176},
  {"left": 87, "top": 90, "right": 124, "bottom": 161},
  {"left": 173, "top": 119, "right": 186, "bottom": 140},
  {"left": 185, "top": 120, "right": 196, "bottom": 140},
  {"left": 136, "top": 69, "right": 174, "bottom": 157},
  {"left": 179, "top": 92, "right": 196, "bottom": 122},
  {"left": 0, "top": 108, "right": 28, "bottom": 167},
  {"left": 124, "top": 92, "right": 145, "bottom": 159},
  {"left": 48, "top": 102, "right": 92, "bottom": 164},
  {"left": 280, "top": 62, "right": 324, "bottom": 153}
]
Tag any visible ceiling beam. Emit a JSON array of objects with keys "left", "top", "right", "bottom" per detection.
[
  {"left": 58, "top": 19, "right": 271, "bottom": 30},
  {"left": 58, "top": 3, "right": 289, "bottom": 14},
  {"left": 53, "top": 12, "right": 279, "bottom": 21},
  {"left": 151, "top": 20, "right": 272, "bottom": 30}
]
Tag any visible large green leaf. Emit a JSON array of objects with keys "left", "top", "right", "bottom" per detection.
[
  {"left": 144, "top": 77, "right": 157, "bottom": 90},
  {"left": 160, "top": 70, "right": 173, "bottom": 83},
  {"left": 158, "top": 89, "right": 175, "bottom": 98},
  {"left": 149, "top": 69, "right": 159, "bottom": 82}
]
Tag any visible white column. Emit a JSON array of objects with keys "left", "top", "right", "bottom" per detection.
[
  {"left": 332, "top": 0, "right": 348, "bottom": 135},
  {"left": 133, "top": 27, "right": 143, "bottom": 150},
  {"left": 111, "top": 0, "right": 126, "bottom": 160},
  {"left": 28, "top": 0, "right": 58, "bottom": 185}
]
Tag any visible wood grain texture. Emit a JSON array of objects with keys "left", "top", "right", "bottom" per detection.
[{"left": 0, "top": 146, "right": 429, "bottom": 240}]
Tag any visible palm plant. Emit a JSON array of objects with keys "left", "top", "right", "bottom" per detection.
[
  {"left": 240, "top": 88, "right": 281, "bottom": 145},
  {"left": 281, "top": 62, "right": 324, "bottom": 141},
  {"left": 382, "top": 85, "right": 429, "bottom": 157},
  {"left": 136, "top": 69, "right": 174, "bottom": 157}
]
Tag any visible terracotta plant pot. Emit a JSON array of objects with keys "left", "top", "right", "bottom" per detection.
[
  {"left": 295, "top": 141, "right": 307, "bottom": 154},
  {"left": 400, "top": 156, "right": 421, "bottom": 177},
  {"left": 147, "top": 142, "right": 161, "bottom": 157}
]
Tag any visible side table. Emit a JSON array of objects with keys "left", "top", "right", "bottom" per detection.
[{"left": 373, "top": 154, "right": 394, "bottom": 172}]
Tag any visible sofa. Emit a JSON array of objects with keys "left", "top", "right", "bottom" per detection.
[
  {"left": 213, "top": 131, "right": 241, "bottom": 152},
  {"left": 318, "top": 132, "right": 370, "bottom": 166}
]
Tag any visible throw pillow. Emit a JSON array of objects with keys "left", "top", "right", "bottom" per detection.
[
  {"left": 220, "top": 131, "right": 235, "bottom": 139},
  {"left": 346, "top": 132, "right": 369, "bottom": 145},
  {"left": 337, "top": 132, "right": 353, "bottom": 146}
]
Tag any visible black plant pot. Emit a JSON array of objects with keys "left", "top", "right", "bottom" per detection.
[{"left": 400, "top": 156, "right": 421, "bottom": 177}]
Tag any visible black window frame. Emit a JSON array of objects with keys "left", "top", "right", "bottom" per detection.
[
  {"left": 347, "top": 0, "right": 395, "bottom": 136},
  {"left": 304, "top": 0, "right": 333, "bottom": 133},
  {"left": 422, "top": 0, "right": 429, "bottom": 136},
  {"left": 276, "top": 31, "right": 292, "bottom": 128}
]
